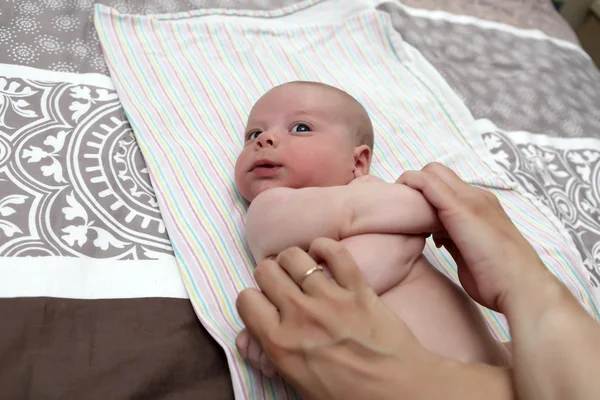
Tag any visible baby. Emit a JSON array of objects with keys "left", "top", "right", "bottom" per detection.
[{"left": 235, "top": 81, "right": 510, "bottom": 375}]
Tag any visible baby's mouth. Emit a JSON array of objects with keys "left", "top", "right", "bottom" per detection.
[{"left": 249, "top": 161, "right": 282, "bottom": 172}]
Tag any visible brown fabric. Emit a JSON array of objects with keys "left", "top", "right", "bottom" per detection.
[{"left": 0, "top": 298, "right": 233, "bottom": 400}]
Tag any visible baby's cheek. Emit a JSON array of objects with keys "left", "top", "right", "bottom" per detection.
[
  {"left": 284, "top": 163, "right": 318, "bottom": 188},
  {"left": 233, "top": 176, "right": 249, "bottom": 200},
  {"left": 290, "top": 153, "right": 348, "bottom": 186},
  {"left": 234, "top": 157, "right": 250, "bottom": 194}
]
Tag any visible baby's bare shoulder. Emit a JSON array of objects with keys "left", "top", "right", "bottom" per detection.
[
  {"left": 349, "top": 175, "right": 385, "bottom": 185},
  {"left": 251, "top": 187, "right": 293, "bottom": 205}
]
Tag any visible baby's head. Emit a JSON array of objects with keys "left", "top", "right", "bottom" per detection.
[{"left": 234, "top": 81, "right": 374, "bottom": 202}]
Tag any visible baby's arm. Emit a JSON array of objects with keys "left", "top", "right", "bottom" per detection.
[
  {"left": 246, "top": 181, "right": 440, "bottom": 261},
  {"left": 241, "top": 180, "right": 510, "bottom": 375},
  {"left": 341, "top": 233, "right": 426, "bottom": 294}
]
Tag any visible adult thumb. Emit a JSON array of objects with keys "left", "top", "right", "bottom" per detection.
[{"left": 441, "top": 240, "right": 498, "bottom": 312}]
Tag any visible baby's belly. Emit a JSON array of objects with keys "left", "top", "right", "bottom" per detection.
[{"left": 341, "top": 233, "right": 426, "bottom": 295}]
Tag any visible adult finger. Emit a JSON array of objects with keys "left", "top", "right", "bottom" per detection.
[
  {"left": 397, "top": 169, "right": 461, "bottom": 214},
  {"left": 276, "top": 247, "right": 335, "bottom": 296},
  {"left": 236, "top": 288, "right": 279, "bottom": 339},
  {"left": 421, "top": 162, "right": 473, "bottom": 190},
  {"left": 439, "top": 239, "right": 489, "bottom": 309},
  {"left": 423, "top": 165, "right": 501, "bottom": 208},
  {"left": 254, "top": 258, "right": 303, "bottom": 312},
  {"left": 308, "top": 238, "right": 368, "bottom": 291}
]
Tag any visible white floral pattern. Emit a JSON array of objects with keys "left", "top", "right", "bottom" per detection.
[
  {"left": 114, "top": 132, "right": 159, "bottom": 209},
  {"left": 112, "top": 1, "right": 134, "bottom": 14},
  {"left": 140, "top": 5, "right": 160, "bottom": 14},
  {"left": 17, "top": 1, "right": 42, "bottom": 14},
  {"left": 73, "top": 0, "right": 94, "bottom": 9},
  {"left": 22, "top": 130, "right": 70, "bottom": 184},
  {"left": 157, "top": 0, "right": 178, "bottom": 12},
  {"left": 0, "top": 28, "right": 13, "bottom": 44},
  {"left": 13, "top": 17, "right": 40, "bottom": 34},
  {"left": 49, "top": 61, "right": 77, "bottom": 73},
  {"left": 90, "top": 56, "right": 109, "bottom": 75},
  {"left": 69, "top": 39, "right": 91, "bottom": 59},
  {"left": 69, "top": 86, "right": 119, "bottom": 122},
  {"left": 38, "top": 34, "right": 61, "bottom": 54},
  {"left": 52, "top": 15, "right": 79, "bottom": 33},
  {"left": 0, "top": 78, "right": 172, "bottom": 258},
  {"left": 9, "top": 44, "right": 38, "bottom": 64},
  {"left": 61, "top": 192, "right": 130, "bottom": 251},
  {"left": 0, "top": 78, "right": 38, "bottom": 129},
  {"left": 0, "top": 193, "right": 27, "bottom": 239},
  {"left": 42, "top": 0, "right": 68, "bottom": 10},
  {"left": 485, "top": 131, "right": 600, "bottom": 288},
  {"left": 0, "top": 138, "right": 9, "bottom": 166}
]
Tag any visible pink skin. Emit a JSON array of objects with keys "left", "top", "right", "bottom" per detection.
[
  {"left": 234, "top": 84, "right": 371, "bottom": 202},
  {"left": 234, "top": 83, "right": 372, "bottom": 376}
]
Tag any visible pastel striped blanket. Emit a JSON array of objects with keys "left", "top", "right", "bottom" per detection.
[{"left": 94, "top": 0, "right": 599, "bottom": 398}]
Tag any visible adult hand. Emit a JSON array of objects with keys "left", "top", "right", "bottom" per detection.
[
  {"left": 397, "top": 162, "right": 556, "bottom": 314},
  {"left": 399, "top": 163, "right": 600, "bottom": 400},
  {"left": 236, "top": 238, "right": 512, "bottom": 400}
]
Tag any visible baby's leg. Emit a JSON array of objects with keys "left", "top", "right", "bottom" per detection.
[{"left": 380, "top": 256, "right": 510, "bottom": 366}]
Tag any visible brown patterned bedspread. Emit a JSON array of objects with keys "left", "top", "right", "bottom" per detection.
[{"left": 0, "top": 0, "right": 598, "bottom": 398}]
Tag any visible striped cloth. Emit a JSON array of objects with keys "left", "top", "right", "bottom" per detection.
[{"left": 94, "top": 0, "right": 599, "bottom": 398}]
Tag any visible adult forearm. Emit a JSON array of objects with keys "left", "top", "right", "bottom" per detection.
[
  {"left": 503, "top": 265, "right": 600, "bottom": 400},
  {"left": 408, "top": 358, "right": 514, "bottom": 400},
  {"left": 448, "top": 364, "right": 514, "bottom": 400}
]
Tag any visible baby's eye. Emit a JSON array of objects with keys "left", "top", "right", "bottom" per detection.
[
  {"left": 247, "top": 130, "right": 262, "bottom": 140},
  {"left": 290, "top": 124, "right": 311, "bottom": 133}
]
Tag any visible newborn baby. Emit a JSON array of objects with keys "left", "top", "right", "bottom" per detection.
[{"left": 235, "top": 81, "right": 510, "bottom": 375}]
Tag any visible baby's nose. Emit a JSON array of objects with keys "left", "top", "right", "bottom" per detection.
[
  {"left": 257, "top": 132, "right": 278, "bottom": 147},
  {"left": 259, "top": 138, "right": 274, "bottom": 147}
]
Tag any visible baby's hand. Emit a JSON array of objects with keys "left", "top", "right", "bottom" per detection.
[{"left": 236, "top": 328, "right": 278, "bottom": 377}]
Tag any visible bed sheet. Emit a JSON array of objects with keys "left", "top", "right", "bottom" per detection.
[{"left": 0, "top": 0, "right": 598, "bottom": 399}]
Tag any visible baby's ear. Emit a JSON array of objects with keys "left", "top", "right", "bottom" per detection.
[{"left": 353, "top": 144, "right": 371, "bottom": 178}]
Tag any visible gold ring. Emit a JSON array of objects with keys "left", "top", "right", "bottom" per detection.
[{"left": 299, "top": 265, "right": 324, "bottom": 286}]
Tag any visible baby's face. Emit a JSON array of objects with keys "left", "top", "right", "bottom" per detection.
[{"left": 234, "top": 84, "right": 357, "bottom": 202}]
